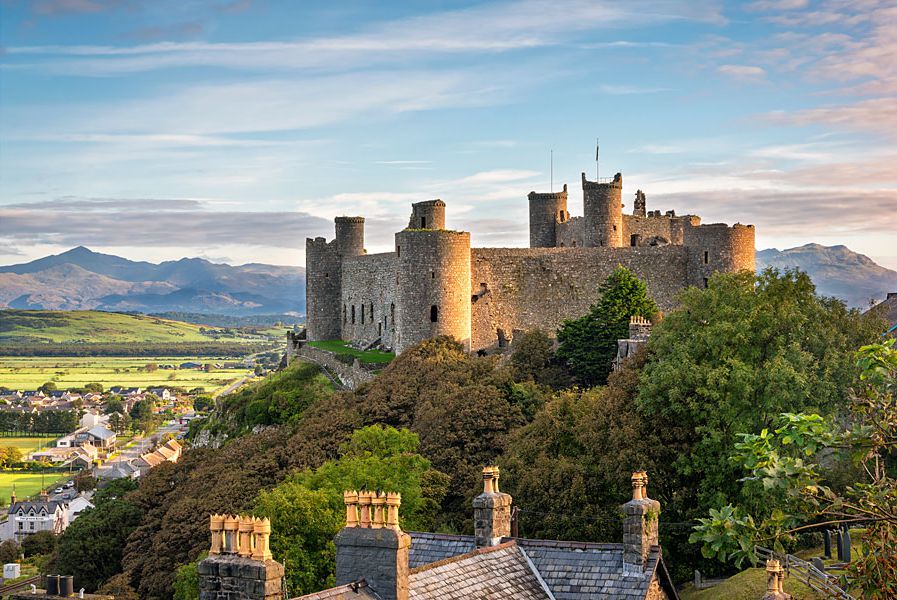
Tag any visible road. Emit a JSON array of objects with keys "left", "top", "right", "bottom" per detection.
[{"left": 92, "top": 418, "right": 187, "bottom": 481}]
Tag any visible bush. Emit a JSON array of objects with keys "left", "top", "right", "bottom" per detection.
[
  {"left": 0, "top": 539, "right": 21, "bottom": 563},
  {"left": 22, "top": 530, "right": 57, "bottom": 557}
]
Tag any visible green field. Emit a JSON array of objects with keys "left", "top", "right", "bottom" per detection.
[
  {"left": 308, "top": 340, "right": 395, "bottom": 363},
  {"left": 0, "top": 436, "right": 58, "bottom": 455},
  {"left": 0, "top": 472, "right": 71, "bottom": 507},
  {"left": 0, "top": 356, "right": 253, "bottom": 392},
  {"left": 0, "top": 309, "right": 274, "bottom": 344}
]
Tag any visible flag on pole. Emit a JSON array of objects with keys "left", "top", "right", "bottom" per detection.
[{"left": 596, "top": 138, "right": 600, "bottom": 162}]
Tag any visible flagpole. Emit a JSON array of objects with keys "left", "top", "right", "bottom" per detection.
[{"left": 596, "top": 137, "right": 600, "bottom": 180}]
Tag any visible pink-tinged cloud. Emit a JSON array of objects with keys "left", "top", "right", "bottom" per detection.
[
  {"left": 766, "top": 98, "right": 897, "bottom": 139},
  {"left": 718, "top": 64, "right": 766, "bottom": 80}
]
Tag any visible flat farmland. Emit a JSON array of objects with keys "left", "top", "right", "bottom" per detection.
[{"left": 0, "top": 357, "right": 253, "bottom": 393}]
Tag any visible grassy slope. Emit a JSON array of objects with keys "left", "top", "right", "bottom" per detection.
[
  {"left": 308, "top": 339, "right": 395, "bottom": 363},
  {"left": 679, "top": 567, "right": 823, "bottom": 600},
  {"left": 0, "top": 310, "right": 219, "bottom": 343}
]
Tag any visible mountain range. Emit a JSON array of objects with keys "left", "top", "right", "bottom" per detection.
[
  {"left": 0, "top": 247, "right": 305, "bottom": 316},
  {"left": 756, "top": 244, "right": 897, "bottom": 309},
  {"left": 0, "top": 243, "right": 893, "bottom": 317}
]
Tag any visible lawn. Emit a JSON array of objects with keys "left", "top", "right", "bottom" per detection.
[
  {"left": 679, "top": 566, "right": 823, "bottom": 600},
  {"left": 0, "top": 471, "right": 71, "bottom": 507},
  {"left": 307, "top": 340, "right": 395, "bottom": 363},
  {"left": 0, "top": 436, "right": 58, "bottom": 455},
  {"left": 0, "top": 356, "right": 254, "bottom": 393}
]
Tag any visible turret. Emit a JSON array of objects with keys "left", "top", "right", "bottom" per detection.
[
  {"left": 335, "top": 216, "right": 365, "bottom": 257},
  {"left": 528, "top": 185, "right": 568, "bottom": 248},
  {"left": 683, "top": 222, "right": 756, "bottom": 288},
  {"left": 394, "top": 229, "right": 471, "bottom": 353},
  {"left": 408, "top": 200, "right": 445, "bottom": 230},
  {"left": 582, "top": 172, "right": 623, "bottom": 247}
]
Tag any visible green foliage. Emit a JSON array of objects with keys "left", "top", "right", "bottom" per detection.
[
  {"left": 0, "top": 409, "right": 79, "bottom": 434},
  {"left": 0, "top": 446, "right": 24, "bottom": 468},
  {"left": 39, "top": 381, "right": 57, "bottom": 392},
  {"left": 557, "top": 266, "right": 658, "bottom": 386},
  {"left": 694, "top": 340, "right": 897, "bottom": 598},
  {"left": 192, "top": 395, "right": 213, "bottom": 413},
  {"left": 510, "top": 329, "right": 571, "bottom": 389},
  {"left": 254, "top": 426, "right": 448, "bottom": 596},
  {"left": 172, "top": 552, "right": 206, "bottom": 600},
  {"left": 0, "top": 539, "right": 21, "bottom": 563},
  {"left": 637, "top": 268, "right": 882, "bottom": 515},
  {"left": 22, "top": 529, "right": 58, "bottom": 557},
  {"left": 85, "top": 382, "right": 104, "bottom": 393},
  {"left": 75, "top": 471, "right": 97, "bottom": 493},
  {"left": 93, "top": 477, "right": 138, "bottom": 505},
  {"left": 307, "top": 340, "right": 395, "bottom": 364},
  {"left": 56, "top": 496, "right": 144, "bottom": 591}
]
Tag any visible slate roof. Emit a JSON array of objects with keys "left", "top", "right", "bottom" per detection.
[
  {"left": 297, "top": 581, "right": 380, "bottom": 599},
  {"left": 409, "top": 532, "right": 476, "bottom": 568},
  {"left": 87, "top": 425, "right": 116, "bottom": 440},
  {"left": 408, "top": 541, "right": 551, "bottom": 600},
  {"left": 10, "top": 500, "right": 64, "bottom": 515}
]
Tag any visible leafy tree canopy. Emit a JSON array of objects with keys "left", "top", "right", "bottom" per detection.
[{"left": 557, "top": 266, "right": 658, "bottom": 386}]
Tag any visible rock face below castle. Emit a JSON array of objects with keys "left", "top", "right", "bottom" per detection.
[{"left": 306, "top": 168, "right": 754, "bottom": 354}]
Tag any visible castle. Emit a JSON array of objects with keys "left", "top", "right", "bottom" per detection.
[{"left": 306, "top": 165, "right": 755, "bottom": 354}]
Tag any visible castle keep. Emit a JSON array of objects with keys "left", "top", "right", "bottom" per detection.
[{"left": 306, "top": 165, "right": 755, "bottom": 353}]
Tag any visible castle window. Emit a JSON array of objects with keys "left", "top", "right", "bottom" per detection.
[
  {"left": 370, "top": 303, "right": 374, "bottom": 319},
  {"left": 703, "top": 250, "right": 709, "bottom": 264},
  {"left": 560, "top": 243, "right": 565, "bottom": 248},
  {"left": 397, "top": 245, "right": 400, "bottom": 257},
  {"left": 572, "top": 241, "right": 577, "bottom": 247},
  {"left": 391, "top": 303, "right": 395, "bottom": 325},
  {"left": 343, "top": 305, "right": 347, "bottom": 324},
  {"left": 430, "top": 305, "right": 438, "bottom": 323},
  {"left": 324, "top": 272, "right": 329, "bottom": 278},
  {"left": 703, "top": 278, "right": 709, "bottom": 288},
  {"left": 497, "top": 329, "right": 507, "bottom": 348},
  {"left": 631, "top": 234, "right": 640, "bottom": 247},
  {"left": 378, "top": 323, "right": 382, "bottom": 337},
  {"left": 361, "top": 305, "right": 365, "bottom": 324},
  {"left": 431, "top": 272, "right": 435, "bottom": 279},
  {"left": 421, "top": 217, "right": 427, "bottom": 228},
  {"left": 351, "top": 305, "right": 356, "bottom": 324}
]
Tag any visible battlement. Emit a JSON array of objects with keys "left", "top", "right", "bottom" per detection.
[
  {"left": 581, "top": 172, "right": 623, "bottom": 189},
  {"left": 335, "top": 216, "right": 365, "bottom": 224},
  {"left": 408, "top": 199, "right": 446, "bottom": 230},
  {"left": 527, "top": 184, "right": 568, "bottom": 201}
]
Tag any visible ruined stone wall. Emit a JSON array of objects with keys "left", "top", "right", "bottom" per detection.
[
  {"left": 683, "top": 222, "right": 756, "bottom": 288},
  {"left": 341, "top": 252, "right": 399, "bottom": 348},
  {"left": 622, "top": 214, "right": 700, "bottom": 246},
  {"left": 555, "top": 216, "right": 585, "bottom": 248},
  {"left": 408, "top": 200, "right": 446, "bottom": 230},
  {"left": 469, "top": 246, "right": 689, "bottom": 351},
  {"left": 295, "top": 345, "right": 376, "bottom": 390},
  {"left": 305, "top": 238, "right": 342, "bottom": 341},
  {"left": 395, "top": 230, "right": 471, "bottom": 353},
  {"left": 528, "top": 185, "right": 568, "bottom": 248}
]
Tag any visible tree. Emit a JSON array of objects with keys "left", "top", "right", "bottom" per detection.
[
  {"left": 691, "top": 340, "right": 897, "bottom": 598},
  {"left": 192, "top": 396, "right": 213, "bottom": 413},
  {"left": 510, "top": 329, "right": 571, "bottom": 389},
  {"left": 254, "top": 426, "right": 448, "bottom": 595},
  {"left": 556, "top": 266, "right": 658, "bottom": 386},
  {"left": 75, "top": 471, "right": 97, "bottom": 493},
  {"left": 145, "top": 363, "right": 158, "bottom": 372},
  {"left": 85, "top": 383, "right": 104, "bottom": 393},
  {"left": 56, "top": 497, "right": 144, "bottom": 591},
  {"left": 39, "top": 381, "right": 57, "bottom": 392},
  {"left": 636, "top": 269, "right": 882, "bottom": 518},
  {"left": 22, "top": 530, "right": 57, "bottom": 557},
  {"left": 104, "top": 397, "right": 124, "bottom": 415},
  {"left": 0, "top": 446, "right": 23, "bottom": 468},
  {"left": 0, "top": 539, "right": 20, "bottom": 563},
  {"left": 109, "top": 412, "right": 130, "bottom": 434},
  {"left": 172, "top": 552, "right": 206, "bottom": 600}
]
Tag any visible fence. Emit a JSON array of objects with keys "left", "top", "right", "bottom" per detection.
[{"left": 755, "top": 546, "right": 854, "bottom": 600}]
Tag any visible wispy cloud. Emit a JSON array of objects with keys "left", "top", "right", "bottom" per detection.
[
  {"left": 718, "top": 64, "right": 766, "bottom": 80},
  {"left": 597, "top": 84, "right": 671, "bottom": 95},
  {"left": 765, "top": 98, "right": 897, "bottom": 139}
]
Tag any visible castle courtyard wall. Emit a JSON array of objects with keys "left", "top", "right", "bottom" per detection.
[
  {"left": 341, "top": 252, "right": 399, "bottom": 347},
  {"left": 469, "top": 246, "right": 689, "bottom": 351}
]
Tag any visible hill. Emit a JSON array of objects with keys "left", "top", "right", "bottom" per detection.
[
  {"left": 0, "top": 309, "right": 239, "bottom": 344},
  {"left": 0, "top": 247, "right": 305, "bottom": 316},
  {"left": 756, "top": 244, "right": 897, "bottom": 308}
]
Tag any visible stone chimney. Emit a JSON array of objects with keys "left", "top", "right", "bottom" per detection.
[
  {"left": 335, "top": 490, "right": 411, "bottom": 600},
  {"left": 473, "top": 465, "right": 513, "bottom": 547},
  {"left": 10, "top": 484, "right": 16, "bottom": 506},
  {"left": 628, "top": 315, "right": 652, "bottom": 341},
  {"left": 761, "top": 559, "right": 791, "bottom": 600},
  {"left": 40, "top": 489, "right": 49, "bottom": 502},
  {"left": 621, "top": 471, "right": 660, "bottom": 575},
  {"left": 198, "top": 514, "right": 284, "bottom": 600}
]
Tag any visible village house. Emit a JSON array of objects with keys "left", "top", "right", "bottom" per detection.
[
  {"left": 4, "top": 489, "right": 68, "bottom": 543},
  {"left": 198, "top": 467, "right": 678, "bottom": 600},
  {"left": 81, "top": 425, "right": 117, "bottom": 449}
]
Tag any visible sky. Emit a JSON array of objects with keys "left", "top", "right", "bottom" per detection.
[{"left": 0, "top": 0, "right": 895, "bottom": 269}]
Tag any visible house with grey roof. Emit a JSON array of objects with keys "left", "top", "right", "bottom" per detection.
[
  {"left": 198, "top": 467, "right": 678, "bottom": 600},
  {"left": 84, "top": 425, "right": 117, "bottom": 449},
  {"left": 3, "top": 489, "right": 69, "bottom": 543}
]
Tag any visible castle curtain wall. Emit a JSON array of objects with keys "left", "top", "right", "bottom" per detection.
[
  {"left": 341, "top": 253, "right": 400, "bottom": 348},
  {"left": 469, "top": 246, "right": 689, "bottom": 352}
]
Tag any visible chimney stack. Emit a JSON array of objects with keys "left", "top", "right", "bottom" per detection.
[
  {"left": 335, "top": 490, "right": 410, "bottom": 600},
  {"left": 761, "top": 559, "right": 791, "bottom": 600},
  {"left": 621, "top": 471, "right": 660, "bottom": 575},
  {"left": 198, "top": 514, "right": 283, "bottom": 600},
  {"left": 473, "top": 466, "right": 513, "bottom": 547}
]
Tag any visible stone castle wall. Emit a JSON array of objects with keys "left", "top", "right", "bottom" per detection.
[
  {"left": 469, "top": 246, "right": 688, "bottom": 351},
  {"left": 305, "top": 238, "right": 342, "bottom": 341},
  {"left": 341, "top": 252, "right": 399, "bottom": 348}
]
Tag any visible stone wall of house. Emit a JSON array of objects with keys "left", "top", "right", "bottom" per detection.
[
  {"left": 469, "top": 246, "right": 688, "bottom": 351},
  {"left": 341, "top": 252, "right": 400, "bottom": 348},
  {"left": 295, "top": 345, "right": 376, "bottom": 390}
]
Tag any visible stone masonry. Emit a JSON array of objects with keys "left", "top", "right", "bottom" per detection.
[
  {"left": 198, "top": 514, "right": 284, "bottom": 600},
  {"left": 306, "top": 155, "right": 755, "bottom": 354}
]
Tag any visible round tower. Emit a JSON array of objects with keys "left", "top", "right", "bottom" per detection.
[
  {"left": 528, "top": 184, "right": 568, "bottom": 248},
  {"left": 394, "top": 229, "right": 471, "bottom": 353},
  {"left": 305, "top": 236, "right": 342, "bottom": 341},
  {"left": 408, "top": 200, "right": 446, "bottom": 230},
  {"left": 582, "top": 172, "right": 623, "bottom": 247},
  {"left": 335, "top": 216, "right": 365, "bottom": 256}
]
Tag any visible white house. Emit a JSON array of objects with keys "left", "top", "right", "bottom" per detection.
[
  {"left": 79, "top": 411, "right": 106, "bottom": 429},
  {"left": 5, "top": 491, "right": 68, "bottom": 542},
  {"left": 66, "top": 496, "right": 94, "bottom": 522}
]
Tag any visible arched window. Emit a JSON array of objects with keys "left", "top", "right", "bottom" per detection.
[{"left": 430, "top": 305, "right": 438, "bottom": 323}]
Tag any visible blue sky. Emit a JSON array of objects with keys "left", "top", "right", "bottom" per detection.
[{"left": 1, "top": 0, "right": 895, "bottom": 269}]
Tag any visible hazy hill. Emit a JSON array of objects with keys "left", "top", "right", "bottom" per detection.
[
  {"left": 0, "top": 247, "right": 305, "bottom": 316},
  {"left": 756, "top": 244, "right": 897, "bottom": 308}
]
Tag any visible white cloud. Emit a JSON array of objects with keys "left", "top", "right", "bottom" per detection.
[{"left": 718, "top": 64, "right": 766, "bottom": 80}]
